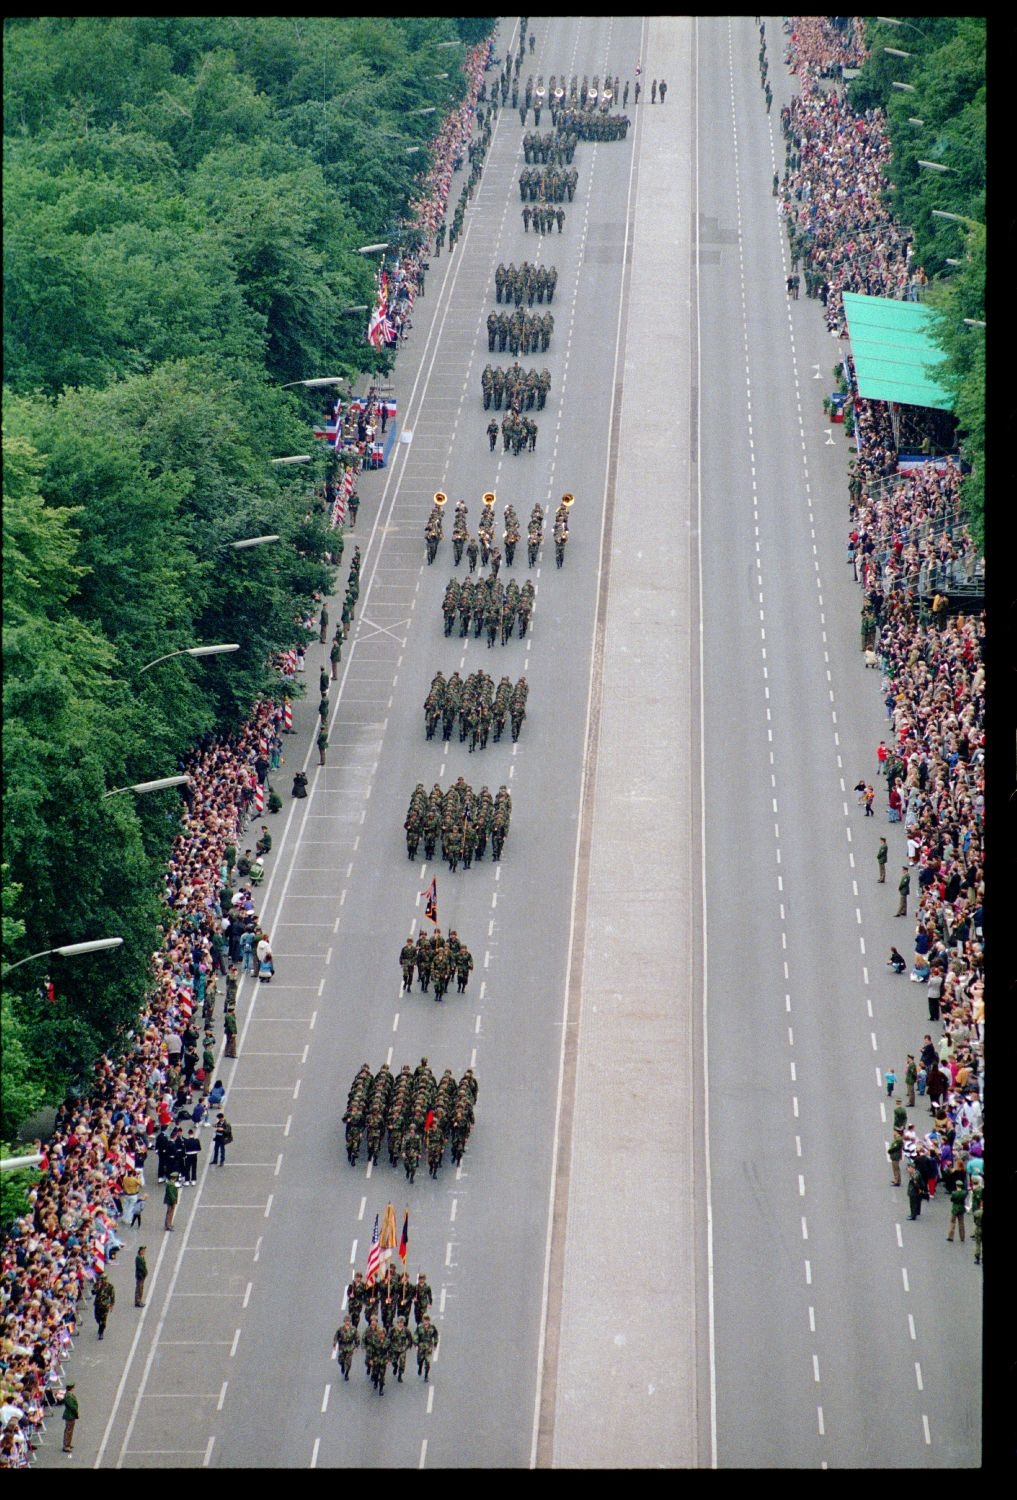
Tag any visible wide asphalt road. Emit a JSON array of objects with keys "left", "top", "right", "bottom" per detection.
[
  {"left": 698, "top": 15, "right": 980, "bottom": 1469},
  {"left": 85, "top": 12, "right": 650, "bottom": 1471}
]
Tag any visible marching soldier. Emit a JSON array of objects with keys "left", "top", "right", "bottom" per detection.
[
  {"left": 389, "top": 1316, "right": 413, "bottom": 1382},
  {"left": 413, "top": 1273, "right": 433, "bottom": 1326},
  {"left": 456, "top": 944, "right": 474, "bottom": 993},
  {"left": 487, "top": 313, "right": 498, "bottom": 351},
  {"left": 400, "top": 937, "right": 416, "bottom": 992},
  {"left": 363, "top": 1316, "right": 389, "bottom": 1394},
  {"left": 333, "top": 1316, "right": 360, "bottom": 1380},
  {"left": 415, "top": 1315, "right": 439, "bottom": 1381},
  {"left": 487, "top": 418, "right": 498, "bottom": 451}
]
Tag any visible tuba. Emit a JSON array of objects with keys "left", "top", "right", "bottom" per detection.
[
  {"left": 434, "top": 491, "right": 448, "bottom": 506},
  {"left": 561, "top": 492, "right": 575, "bottom": 507},
  {"left": 482, "top": 491, "right": 496, "bottom": 506}
]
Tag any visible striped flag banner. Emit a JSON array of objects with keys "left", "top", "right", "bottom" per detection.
[{"left": 365, "top": 1214, "right": 382, "bottom": 1285}]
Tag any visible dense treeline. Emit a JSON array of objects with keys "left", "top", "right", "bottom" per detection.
[
  {"left": 851, "top": 17, "right": 985, "bottom": 543},
  {"left": 1, "top": 16, "right": 494, "bottom": 1136}
]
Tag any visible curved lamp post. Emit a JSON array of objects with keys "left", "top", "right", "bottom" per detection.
[
  {"left": 3, "top": 937, "right": 124, "bottom": 977},
  {"left": 139, "top": 644, "right": 239, "bottom": 674}
]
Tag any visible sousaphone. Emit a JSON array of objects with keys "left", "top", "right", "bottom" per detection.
[
  {"left": 561, "top": 492, "right": 575, "bottom": 507},
  {"left": 433, "top": 491, "right": 448, "bottom": 506}
]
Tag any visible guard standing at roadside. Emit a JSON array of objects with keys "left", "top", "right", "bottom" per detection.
[{"left": 135, "top": 1246, "right": 148, "bottom": 1307}]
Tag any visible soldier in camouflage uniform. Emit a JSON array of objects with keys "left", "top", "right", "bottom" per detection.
[
  {"left": 389, "top": 1316, "right": 413, "bottom": 1382},
  {"left": 487, "top": 418, "right": 498, "bottom": 451},
  {"left": 333, "top": 1316, "right": 360, "bottom": 1380},
  {"left": 346, "top": 1270, "right": 368, "bottom": 1328},
  {"left": 415, "top": 1316, "right": 439, "bottom": 1381},
  {"left": 400, "top": 937, "right": 416, "bottom": 992},
  {"left": 363, "top": 1316, "right": 389, "bottom": 1393}
]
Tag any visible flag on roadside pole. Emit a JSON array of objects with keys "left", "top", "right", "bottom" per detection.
[
  {"left": 399, "top": 1210, "right": 409, "bottom": 1265},
  {"left": 422, "top": 877, "right": 438, "bottom": 925},
  {"left": 365, "top": 1214, "right": 382, "bottom": 1285},
  {"left": 380, "top": 1203, "right": 398, "bottom": 1268}
]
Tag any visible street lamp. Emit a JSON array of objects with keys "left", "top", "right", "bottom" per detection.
[
  {"left": 409, "top": 107, "right": 437, "bottom": 116},
  {"left": 962, "top": 319, "right": 986, "bottom": 329},
  {"left": 271, "top": 455, "right": 313, "bottom": 465},
  {"left": 891, "top": 81, "right": 916, "bottom": 92},
  {"left": 229, "top": 535, "right": 281, "bottom": 550},
  {"left": 355, "top": 242, "right": 389, "bottom": 255},
  {"left": 918, "top": 160, "right": 953, "bottom": 173},
  {"left": 139, "top": 644, "right": 239, "bottom": 674},
  {"left": 932, "top": 210, "right": 984, "bottom": 227},
  {"left": 883, "top": 47, "right": 912, "bottom": 57},
  {"left": 340, "top": 305, "right": 370, "bottom": 315},
  {"left": 3, "top": 937, "right": 124, "bottom": 977},
  {"left": 103, "top": 775, "right": 192, "bottom": 799},
  {"left": 907, "top": 117, "right": 926, "bottom": 126},
  {"left": 282, "top": 377, "right": 351, "bottom": 389},
  {"left": 435, "top": 39, "right": 463, "bottom": 49}
]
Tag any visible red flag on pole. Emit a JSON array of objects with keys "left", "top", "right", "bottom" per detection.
[
  {"left": 424, "top": 1109, "right": 435, "bottom": 1133},
  {"left": 399, "top": 1210, "right": 409, "bottom": 1264},
  {"left": 421, "top": 877, "right": 438, "bottom": 925}
]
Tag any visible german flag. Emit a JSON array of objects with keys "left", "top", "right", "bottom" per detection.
[{"left": 422, "top": 876, "right": 438, "bottom": 925}]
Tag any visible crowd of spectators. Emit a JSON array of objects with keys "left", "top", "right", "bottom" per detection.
[
  {"left": 783, "top": 19, "right": 986, "bottom": 1243},
  {"left": 778, "top": 14, "right": 927, "bottom": 348},
  {"left": 0, "top": 698, "right": 287, "bottom": 1465},
  {"left": 849, "top": 454, "right": 983, "bottom": 603},
  {"left": 365, "top": 39, "right": 493, "bottom": 349}
]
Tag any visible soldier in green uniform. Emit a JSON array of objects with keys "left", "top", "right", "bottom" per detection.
[
  {"left": 946, "top": 1181, "right": 968, "bottom": 1242},
  {"left": 400, "top": 937, "right": 417, "bottom": 992},
  {"left": 333, "top": 1316, "right": 360, "bottom": 1380},
  {"left": 346, "top": 1270, "right": 367, "bottom": 1327},
  {"left": 487, "top": 418, "right": 499, "bottom": 451},
  {"left": 396, "top": 1271, "right": 414, "bottom": 1323},
  {"left": 402, "top": 1122, "right": 422, "bottom": 1183},
  {"left": 363, "top": 1316, "right": 389, "bottom": 1393},
  {"left": 413, "top": 1272, "right": 433, "bottom": 1326},
  {"left": 887, "top": 1130, "right": 904, "bottom": 1186},
  {"left": 389, "top": 1316, "right": 413, "bottom": 1382},
  {"left": 972, "top": 1197, "right": 983, "bottom": 1264},
  {"left": 455, "top": 944, "right": 474, "bottom": 993},
  {"left": 415, "top": 1315, "right": 439, "bottom": 1381},
  {"left": 904, "top": 1055, "right": 918, "bottom": 1108},
  {"left": 487, "top": 313, "right": 498, "bottom": 351},
  {"left": 93, "top": 1273, "right": 115, "bottom": 1339},
  {"left": 522, "top": 206, "right": 531, "bottom": 233},
  {"left": 330, "top": 637, "right": 342, "bottom": 680},
  {"left": 415, "top": 931, "right": 432, "bottom": 992}
]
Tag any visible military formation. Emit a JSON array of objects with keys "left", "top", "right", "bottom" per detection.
[
  {"left": 522, "top": 204, "right": 564, "bottom": 234},
  {"left": 523, "top": 129, "right": 578, "bottom": 165},
  {"left": 495, "top": 261, "right": 557, "bottom": 304},
  {"left": 519, "top": 166, "right": 577, "bottom": 202},
  {"left": 439, "top": 572, "right": 536, "bottom": 645},
  {"left": 403, "top": 780, "right": 512, "bottom": 867},
  {"left": 424, "top": 668, "right": 528, "bottom": 748},
  {"left": 399, "top": 928, "right": 474, "bottom": 996},
  {"left": 487, "top": 308, "right": 554, "bottom": 352},
  {"left": 335, "top": 1266, "right": 440, "bottom": 1392},
  {"left": 481, "top": 364, "right": 551, "bottom": 409},
  {"left": 342, "top": 1059, "right": 478, "bottom": 1177}
]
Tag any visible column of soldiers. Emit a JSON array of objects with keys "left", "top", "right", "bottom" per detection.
[
  {"left": 449, "top": 499, "right": 532, "bottom": 571},
  {"left": 522, "top": 203, "right": 564, "bottom": 234},
  {"left": 495, "top": 261, "right": 558, "bottom": 304},
  {"left": 439, "top": 575, "right": 536, "bottom": 647},
  {"left": 404, "top": 780, "right": 512, "bottom": 867},
  {"left": 482, "top": 364, "right": 551, "bottom": 410},
  {"left": 487, "top": 309, "right": 554, "bottom": 353},
  {"left": 523, "top": 130, "right": 577, "bottom": 165},
  {"left": 399, "top": 924, "right": 476, "bottom": 996},
  {"left": 424, "top": 668, "right": 528, "bottom": 748},
  {"left": 334, "top": 1269, "right": 439, "bottom": 1391},
  {"left": 553, "top": 494, "right": 573, "bottom": 568},
  {"left": 343, "top": 1059, "right": 477, "bottom": 1174},
  {"left": 443, "top": 103, "right": 495, "bottom": 255},
  {"left": 519, "top": 166, "right": 577, "bottom": 202}
]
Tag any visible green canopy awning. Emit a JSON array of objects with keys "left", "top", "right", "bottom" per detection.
[{"left": 842, "top": 292, "right": 954, "bottom": 411}]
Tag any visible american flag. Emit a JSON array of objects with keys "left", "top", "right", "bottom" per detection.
[{"left": 365, "top": 1213, "right": 383, "bottom": 1285}]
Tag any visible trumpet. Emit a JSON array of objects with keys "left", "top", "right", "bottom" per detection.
[
  {"left": 433, "top": 491, "right": 448, "bottom": 506},
  {"left": 561, "top": 492, "right": 575, "bottom": 507}
]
